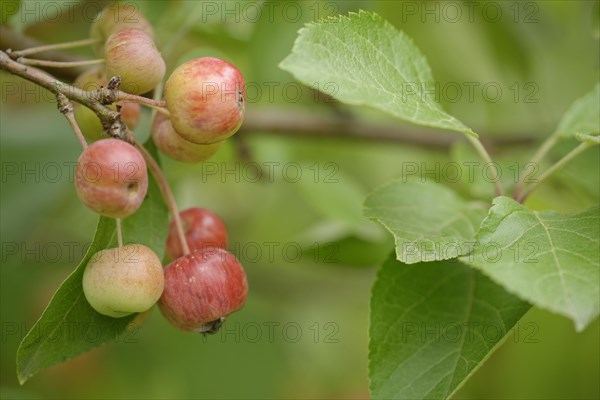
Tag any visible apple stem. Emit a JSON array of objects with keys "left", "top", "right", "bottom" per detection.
[
  {"left": 466, "top": 135, "right": 504, "bottom": 197},
  {"left": 516, "top": 141, "right": 592, "bottom": 203},
  {"left": 132, "top": 141, "right": 191, "bottom": 256},
  {"left": 116, "top": 218, "right": 124, "bottom": 248},
  {"left": 117, "top": 93, "right": 167, "bottom": 108},
  {"left": 17, "top": 58, "right": 105, "bottom": 68},
  {"left": 153, "top": 106, "right": 171, "bottom": 117},
  {"left": 513, "top": 134, "right": 559, "bottom": 200},
  {"left": 56, "top": 93, "right": 88, "bottom": 149},
  {"left": 116, "top": 92, "right": 170, "bottom": 116},
  {"left": 6, "top": 37, "right": 101, "bottom": 58}
]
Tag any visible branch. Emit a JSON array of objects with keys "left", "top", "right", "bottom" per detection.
[
  {"left": 239, "top": 108, "right": 535, "bottom": 149},
  {"left": 0, "top": 51, "right": 191, "bottom": 255},
  {"left": 1, "top": 27, "right": 539, "bottom": 149},
  {"left": 0, "top": 50, "right": 126, "bottom": 139},
  {"left": 2, "top": 40, "right": 537, "bottom": 154}
]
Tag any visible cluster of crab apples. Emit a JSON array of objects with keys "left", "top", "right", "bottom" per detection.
[{"left": 73, "top": 4, "right": 248, "bottom": 333}]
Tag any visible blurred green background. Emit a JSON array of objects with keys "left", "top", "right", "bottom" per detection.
[{"left": 1, "top": 1, "right": 598, "bottom": 399}]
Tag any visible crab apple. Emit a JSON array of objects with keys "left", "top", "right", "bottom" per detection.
[
  {"left": 165, "top": 207, "right": 228, "bottom": 260},
  {"left": 164, "top": 57, "right": 245, "bottom": 144},
  {"left": 73, "top": 68, "right": 141, "bottom": 141},
  {"left": 90, "top": 3, "right": 154, "bottom": 55},
  {"left": 75, "top": 138, "right": 148, "bottom": 218},
  {"left": 151, "top": 112, "right": 223, "bottom": 163},
  {"left": 105, "top": 28, "right": 165, "bottom": 95},
  {"left": 83, "top": 244, "right": 164, "bottom": 318},
  {"left": 158, "top": 247, "right": 248, "bottom": 333}
]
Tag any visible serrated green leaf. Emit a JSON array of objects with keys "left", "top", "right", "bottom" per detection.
[
  {"left": 279, "top": 11, "right": 475, "bottom": 137},
  {"left": 462, "top": 197, "right": 599, "bottom": 331},
  {"left": 369, "top": 256, "right": 530, "bottom": 400},
  {"left": 555, "top": 83, "right": 600, "bottom": 140},
  {"left": 16, "top": 142, "right": 168, "bottom": 384},
  {"left": 364, "top": 180, "right": 487, "bottom": 264}
]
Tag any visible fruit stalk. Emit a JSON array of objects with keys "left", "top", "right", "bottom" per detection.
[
  {"left": 117, "top": 93, "right": 167, "bottom": 108},
  {"left": 17, "top": 58, "right": 105, "bottom": 68},
  {"left": 56, "top": 93, "right": 88, "bottom": 149},
  {"left": 7, "top": 37, "right": 101, "bottom": 58},
  {"left": 465, "top": 135, "right": 504, "bottom": 196},
  {"left": 117, "top": 92, "right": 170, "bottom": 116},
  {"left": 116, "top": 218, "right": 124, "bottom": 248},
  {"left": 0, "top": 50, "right": 119, "bottom": 126},
  {"left": 132, "top": 141, "right": 191, "bottom": 256}
]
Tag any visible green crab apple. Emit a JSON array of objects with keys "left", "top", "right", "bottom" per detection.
[
  {"left": 90, "top": 3, "right": 154, "bottom": 55},
  {"left": 83, "top": 244, "right": 164, "bottom": 318},
  {"left": 105, "top": 28, "right": 165, "bottom": 95}
]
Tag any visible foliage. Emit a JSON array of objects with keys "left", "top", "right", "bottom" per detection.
[
  {"left": 1, "top": 1, "right": 598, "bottom": 399},
  {"left": 280, "top": 10, "right": 599, "bottom": 399}
]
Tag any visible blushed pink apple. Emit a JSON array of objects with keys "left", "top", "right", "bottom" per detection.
[
  {"left": 159, "top": 247, "right": 248, "bottom": 333},
  {"left": 164, "top": 57, "right": 245, "bottom": 144},
  {"left": 165, "top": 207, "right": 228, "bottom": 260},
  {"left": 151, "top": 112, "right": 223, "bottom": 163},
  {"left": 75, "top": 138, "right": 148, "bottom": 218}
]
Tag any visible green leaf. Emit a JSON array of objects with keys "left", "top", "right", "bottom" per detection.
[
  {"left": 462, "top": 196, "right": 599, "bottom": 332},
  {"left": 279, "top": 11, "right": 475, "bottom": 137},
  {"left": 555, "top": 83, "right": 600, "bottom": 140},
  {"left": 16, "top": 142, "right": 168, "bottom": 384},
  {"left": 295, "top": 168, "right": 365, "bottom": 227},
  {"left": 295, "top": 168, "right": 385, "bottom": 241},
  {"left": 369, "top": 256, "right": 530, "bottom": 400},
  {"left": 364, "top": 180, "right": 487, "bottom": 264}
]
